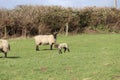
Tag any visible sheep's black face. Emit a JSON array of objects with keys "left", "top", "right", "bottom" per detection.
[{"left": 53, "top": 32, "right": 58, "bottom": 39}]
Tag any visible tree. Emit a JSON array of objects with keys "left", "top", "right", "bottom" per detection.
[{"left": 114, "top": 0, "right": 117, "bottom": 8}]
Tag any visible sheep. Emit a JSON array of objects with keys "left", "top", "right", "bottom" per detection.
[
  {"left": 0, "top": 39, "right": 10, "bottom": 58},
  {"left": 54, "top": 43, "right": 70, "bottom": 54},
  {"left": 34, "top": 32, "right": 58, "bottom": 51}
]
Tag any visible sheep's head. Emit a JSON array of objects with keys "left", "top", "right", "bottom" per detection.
[{"left": 52, "top": 32, "right": 58, "bottom": 39}]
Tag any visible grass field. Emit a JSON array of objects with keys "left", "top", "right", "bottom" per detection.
[{"left": 0, "top": 34, "right": 120, "bottom": 80}]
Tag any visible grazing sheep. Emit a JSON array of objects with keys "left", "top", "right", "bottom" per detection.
[
  {"left": 34, "top": 32, "right": 58, "bottom": 51},
  {"left": 54, "top": 43, "right": 70, "bottom": 54},
  {"left": 0, "top": 39, "right": 10, "bottom": 58}
]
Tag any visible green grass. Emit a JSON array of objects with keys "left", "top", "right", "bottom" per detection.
[{"left": 0, "top": 34, "right": 120, "bottom": 80}]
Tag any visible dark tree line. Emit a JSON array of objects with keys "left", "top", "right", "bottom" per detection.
[{"left": 0, "top": 5, "right": 120, "bottom": 38}]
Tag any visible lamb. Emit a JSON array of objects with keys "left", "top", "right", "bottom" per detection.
[
  {"left": 54, "top": 43, "right": 70, "bottom": 54},
  {"left": 0, "top": 39, "right": 10, "bottom": 58},
  {"left": 34, "top": 32, "right": 58, "bottom": 51}
]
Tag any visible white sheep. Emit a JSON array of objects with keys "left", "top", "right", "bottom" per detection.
[
  {"left": 0, "top": 39, "right": 10, "bottom": 58},
  {"left": 54, "top": 43, "right": 70, "bottom": 54},
  {"left": 34, "top": 32, "right": 58, "bottom": 51}
]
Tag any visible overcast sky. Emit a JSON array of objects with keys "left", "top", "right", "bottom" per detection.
[{"left": 0, "top": 0, "right": 120, "bottom": 9}]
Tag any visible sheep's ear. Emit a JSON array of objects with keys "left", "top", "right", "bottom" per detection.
[
  {"left": 53, "top": 32, "right": 58, "bottom": 35},
  {"left": 51, "top": 29, "right": 58, "bottom": 34}
]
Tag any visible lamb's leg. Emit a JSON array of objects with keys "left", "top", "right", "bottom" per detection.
[
  {"left": 64, "top": 48, "right": 67, "bottom": 53},
  {"left": 59, "top": 49, "right": 62, "bottom": 54},
  {"left": 36, "top": 45, "right": 39, "bottom": 51},
  {"left": 67, "top": 48, "right": 70, "bottom": 52}
]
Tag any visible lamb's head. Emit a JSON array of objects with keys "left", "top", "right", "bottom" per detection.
[{"left": 54, "top": 44, "right": 59, "bottom": 48}]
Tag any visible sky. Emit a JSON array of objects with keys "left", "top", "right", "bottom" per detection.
[{"left": 0, "top": 0, "right": 120, "bottom": 9}]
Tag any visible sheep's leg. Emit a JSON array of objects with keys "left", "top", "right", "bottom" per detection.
[
  {"left": 36, "top": 45, "right": 39, "bottom": 51},
  {"left": 8, "top": 44, "right": 10, "bottom": 50},
  {"left": 4, "top": 52, "right": 7, "bottom": 58},
  {"left": 50, "top": 44, "right": 53, "bottom": 50}
]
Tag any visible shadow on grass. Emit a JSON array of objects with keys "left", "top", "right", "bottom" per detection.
[
  {"left": 0, "top": 56, "right": 20, "bottom": 59},
  {"left": 43, "top": 49, "right": 57, "bottom": 50},
  {"left": 36, "top": 48, "right": 57, "bottom": 51}
]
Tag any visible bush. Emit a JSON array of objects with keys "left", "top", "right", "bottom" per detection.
[{"left": 0, "top": 6, "right": 120, "bottom": 38}]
